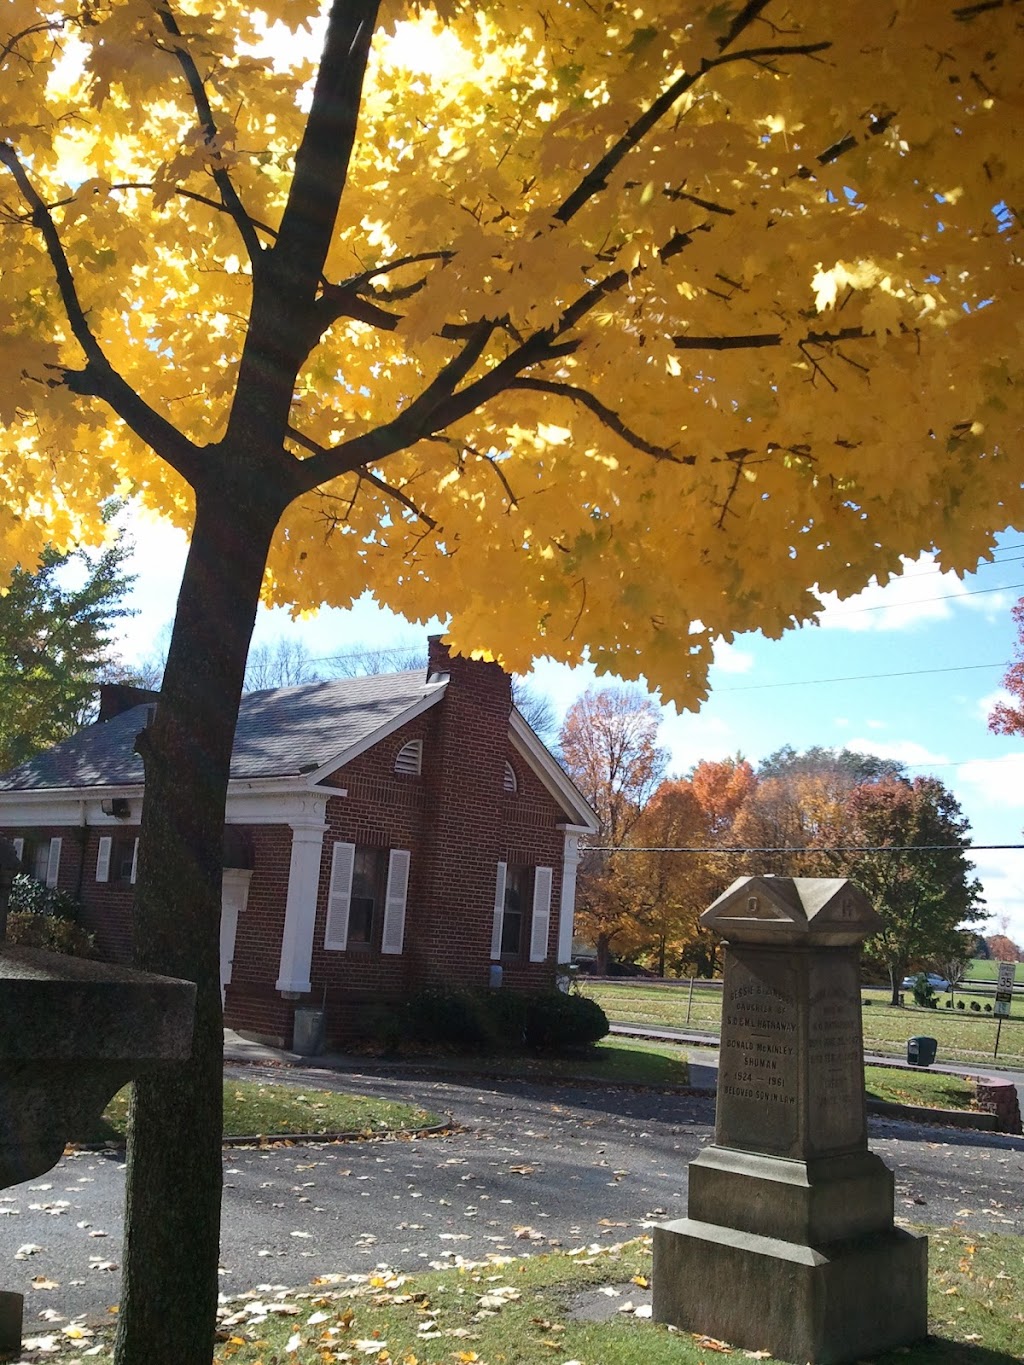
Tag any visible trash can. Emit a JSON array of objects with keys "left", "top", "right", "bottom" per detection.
[
  {"left": 488, "top": 963, "right": 503, "bottom": 990},
  {"left": 907, "top": 1035, "right": 937, "bottom": 1067},
  {"left": 292, "top": 1006, "right": 325, "bottom": 1056}
]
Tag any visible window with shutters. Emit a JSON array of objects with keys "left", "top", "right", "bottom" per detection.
[
  {"left": 111, "top": 836, "right": 137, "bottom": 884},
  {"left": 18, "top": 835, "right": 60, "bottom": 887},
  {"left": 492, "top": 862, "right": 553, "bottom": 961},
  {"left": 394, "top": 739, "right": 422, "bottom": 776},
  {"left": 324, "top": 842, "right": 410, "bottom": 956}
]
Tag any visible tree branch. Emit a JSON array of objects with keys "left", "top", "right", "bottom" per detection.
[
  {"left": 553, "top": 39, "right": 829, "bottom": 226},
  {"left": 509, "top": 378, "right": 692, "bottom": 463},
  {"left": 289, "top": 427, "right": 437, "bottom": 529},
  {"left": 0, "top": 141, "right": 203, "bottom": 483},
  {"left": 154, "top": 1, "right": 263, "bottom": 267}
]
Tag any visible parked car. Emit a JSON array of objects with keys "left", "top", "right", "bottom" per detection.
[{"left": 900, "top": 972, "right": 950, "bottom": 992}]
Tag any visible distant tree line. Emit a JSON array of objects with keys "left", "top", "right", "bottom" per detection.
[{"left": 558, "top": 689, "right": 987, "bottom": 1004}]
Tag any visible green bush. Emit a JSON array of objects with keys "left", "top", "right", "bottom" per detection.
[
  {"left": 911, "top": 973, "right": 937, "bottom": 1008},
  {"left": 970, "top": 1000, "right": 982, "bottom": 1012},
  {"left": 397, "top": 987, "right": 608, "bottom": 1054},
  {"left": 523, "top": 991, "right": 608, "bottom": 1050},
  {"left": 8, "top": 873, "right": 82, "bottom": 920},
  {"left": 984, "top": 1003, "right": 993, "bottom": 1013},
  {"left": 957, "top": 1000, "right": 966, "bottom": 1010},
  {"left": 6, "top": 911, "right": 95, "bottom": 957}
]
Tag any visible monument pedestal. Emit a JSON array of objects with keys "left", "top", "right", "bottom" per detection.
[
  {"left": 653, "top": 877, "right": 928, "bottom": 1365},
  {"left": 654, "top": 1217, "right": 927, "bottom": 1365}
]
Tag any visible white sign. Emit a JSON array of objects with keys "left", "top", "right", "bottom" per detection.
[{"left": 994, "top": 961, "right": 1016, "bottom": 1017}]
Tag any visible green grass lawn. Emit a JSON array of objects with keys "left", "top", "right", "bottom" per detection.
[
  {"left": 75, "top": 1079, "right": 442, "bottom": 1143},
  {"left": 964, "top": 958, "right": 1022, "bottom": 983},
  {"left": 41, "top": 1228, "right": 1021, "bottom": 1363},
  {"left": 581, "top": 981, "right": 1024, "bottom": 1069}
]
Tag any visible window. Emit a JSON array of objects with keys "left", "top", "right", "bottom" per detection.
[
  {"left": 17, "top": 836, "right": 61, "bottom": 888},
  {"left": 97, "top": 835, "right": 138, "bottom": 884},
  {"left": 324, "top": 842, "right": 411, "bottom": 955},
  {"left": 491, "top": 862, "right": 553, "bottom": 962}
]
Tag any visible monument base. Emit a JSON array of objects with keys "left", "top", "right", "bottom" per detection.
[
  {"left": 653, "top": 1217, "right": 927, "bottom": 1365},
  {"left": 0, "top": 1290, "right": 23, "bottom": 1356}
]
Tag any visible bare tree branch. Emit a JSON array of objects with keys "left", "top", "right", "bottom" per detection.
[
  {"left": 154, "top": 1, "right": 263, "bottom": 267},
  {"left": 510, "top": 378, "right": 692, "bottom": 463},
  {"left": 0, "top": 141, "right": 203, "bottom": 483},
  {"left": 288, "top": 426, "right": 437, "bottom": 528}
]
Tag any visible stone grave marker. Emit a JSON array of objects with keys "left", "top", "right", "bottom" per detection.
[{"left": 653, "top": 875, "right": 927, "bottom": 1364}]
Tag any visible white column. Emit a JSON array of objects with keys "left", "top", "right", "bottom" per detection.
[
  {"left": 276, "top": 801, "right": 328, "bottom": 995},
  {"left": 556, "top": 831, "right": 582, "bottom": 966}
]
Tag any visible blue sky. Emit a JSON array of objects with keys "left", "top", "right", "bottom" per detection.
[{"left": 116, "top": 514, "right": 1024, "bottom": 946}]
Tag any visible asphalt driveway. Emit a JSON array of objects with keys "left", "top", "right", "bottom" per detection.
[{"left": 2, "top": 1064, "right": 1022, "bottom": 1334}]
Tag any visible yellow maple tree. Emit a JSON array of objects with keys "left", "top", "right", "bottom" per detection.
[{"left": 2, "top": 4, "right": 1022, "bottom": 1362}]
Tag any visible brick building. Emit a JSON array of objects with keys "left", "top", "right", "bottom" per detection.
[{"left": 0, "top": 638, "right": 597, "bottom": 1046}]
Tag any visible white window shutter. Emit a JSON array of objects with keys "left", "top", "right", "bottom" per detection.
[
  {"left": 96, "top": 837, "right": 112, "bottom": 883},
  {"left": 381, "top": 849, "right": 410, "bottom": 955},
  {"left": 45, "top": 837, "right": 62, "bottom": 889},
  {"left": 130, "top": 837, "right": 139, "bottom": 884},
  {"left": 491, "top": 861, "right": 507, "bottom": 961},
  {"left": 12, "top": 838, "right": 23, "bottom": 865},
  {"left": 324, "top": 841, "right": 355, "bottom": 950},
  {"left": 529, "top": 866, "right": 553, "bottom": 962}
]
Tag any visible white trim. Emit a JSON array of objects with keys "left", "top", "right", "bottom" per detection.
[
  {"left": 529, "top": 866, "right": 553, "bottom": 962},
  {"left": 323, "top": 841, "right": 356, "bottom": 951},
  {"left": 381, "top": 849, "right": 410, "bottom": 954},
  {"left": 96, "top": 836, "right": 112, "bottom": 883},
  {"left": 45, "top": 836, "right": 62, "bottom": 888},
  {"left": 275, "top": 814, "right": 329, "bottom": 993},
  {"left": 557, "top": 832, "right": 582, "bottom": 966},
  {"left": 303, "top": 682, "right": 447, "bottom": 784},
  {"left": 130, "top": 837, "right": 139, "bottom": 884},
  {"left": 12, "top": 837, "right": 23, "bottom": 865},
  {"left": 491, "top": 861, "right": 507, "bottom": 961},
  {"left": 508, "top": 710, "right": 599, "bottom": 832}
]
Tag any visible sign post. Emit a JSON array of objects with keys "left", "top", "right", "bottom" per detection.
[{"left": 993, "top": 961, "right": 1016, "bottom": 1058}]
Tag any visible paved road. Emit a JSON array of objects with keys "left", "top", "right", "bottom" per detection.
[{"left": 2, "top": 1063, "right": 1022, "bottom": 1335}]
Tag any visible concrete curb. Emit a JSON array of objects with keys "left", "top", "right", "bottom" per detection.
[{"left": 64, "top": 1118, "right": 457, "bottom": 1155}]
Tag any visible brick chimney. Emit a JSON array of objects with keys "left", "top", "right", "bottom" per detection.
[{"left": 98, "top": 683, "right": 161, "bottom": 723}]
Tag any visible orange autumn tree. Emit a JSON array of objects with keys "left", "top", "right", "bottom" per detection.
[{"left": 3, "top": 3, "right": 1024, "bottom": 1361}]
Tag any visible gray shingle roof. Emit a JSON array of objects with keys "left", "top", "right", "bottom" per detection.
[{"left": 0, "top": 670, "right": 443, "bottom": 791}]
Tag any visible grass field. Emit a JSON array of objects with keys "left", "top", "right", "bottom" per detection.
[
  {"left": 38, "top": 1229, "right": 1022, "bottom": 1363},
  {"left": 580, "top": 980, "right": 1024, "bottom": 1069},
  {"left": 965, "top": 958, "right": 1023, "bottom": 983},
  {"left": 76, "top": 1079, "right": 442, "bottom": 1143}
]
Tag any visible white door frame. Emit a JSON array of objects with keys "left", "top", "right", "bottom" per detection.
[{"left": 221, "top": 869, "right": 254, "bottom": 1004}]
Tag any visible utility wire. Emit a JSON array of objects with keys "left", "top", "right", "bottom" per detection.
[
  {"left": 717, "top": 661, "right": 1003, "bottom": 692},
  {"left": 587, "top": 843, "right": 1020, "bottom": 853}
]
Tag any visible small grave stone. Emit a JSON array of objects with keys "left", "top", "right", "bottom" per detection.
[{"left": 653, "top": 875, "right": 927, "bottom": 1365}]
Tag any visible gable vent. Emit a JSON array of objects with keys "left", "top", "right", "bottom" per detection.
[
  {"left": 394, "top": 739, "right": 423, "bottom": 776},
  {"left": 503, "top": 760, "right": 518, "bottom": 794}
]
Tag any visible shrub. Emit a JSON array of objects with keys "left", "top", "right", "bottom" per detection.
[
  {"left": 911, "top": 974, "right": 937, "bottom": 1008},
  {"left": 396, "top": 987, "right": 609, "bottom": 1054},
  {"left": 957, "top": 1000, "right": 966, "bottom": 1010},
  {"left": 6, "top": 911, "right": 95, "bottom": 957},
  {"left": 945, "top": 999, "right": 953, "bottom": 1008},
  {"left": 8, "top": 873, "right": 83, "bottom": 921},
  {"left": 984, "top": 1003, "right": 993, "bottom": 1013},
  {"left": 970, "top": 1001, "right": 981, "bottom": 1012},
  {"left": 521, "top": 991, "right": 609, "bottom": 1051}
]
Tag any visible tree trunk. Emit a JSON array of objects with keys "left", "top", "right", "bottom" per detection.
[
  {"left": 114, "top": 488, "right": 281, "bottom": 1365},
  {"left": 595, "top": 934, "right": 612, "bottom": 976},
  {"left": 888, "top": 963, "right": 906, "bottom": 1007}
]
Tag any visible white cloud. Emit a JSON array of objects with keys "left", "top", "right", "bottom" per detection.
[
  {"left": 711, "top": 639, "right": 754, "bottom": 674},
  {"left": 967, "top": 848, "right": 1024, "bottom": 944},
  {"left": 845, "top": 736, "right": 950, "bottom": 768},
  {"left": 815, "top": 553, "right": 1017, "bottom": 633},
  {"left": 975, "top": 688, "right": 1013, "bottom": 724},
  {"left": 957, "top": 754, "right": 1024, "bottom": 810},
  {"left": 864, "top": 718, "right": 887, "bottom": 731}
]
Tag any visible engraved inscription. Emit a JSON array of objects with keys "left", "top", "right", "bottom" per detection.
[
  {"left": 717, "top": 953, "right": 799, "bottom": 1155},
  {"left": 807, "top": 954, "right": 865, "bottom": 1152}
]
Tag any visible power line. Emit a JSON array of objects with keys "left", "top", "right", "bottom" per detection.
[
  {"left": 588, "top": 844, "right": 1021, "bottom": 854},
  {"left": 817, "top": 579, "right": 1024, "bottom": 618},
  {"left": 717, "top": 661, "right": 1003, "bottom": 693}
]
